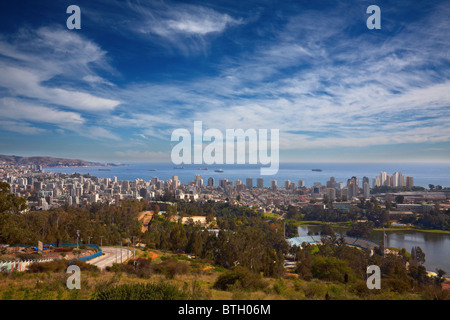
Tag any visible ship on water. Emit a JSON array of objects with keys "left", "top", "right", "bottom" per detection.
[
  {"left": 199, "top": 168, "right": 208, "bottom": 170},
  {"left": 311, "top": 168, "right": 322, "bottom": 172},
  {"left": 98, "top": 168, "right": 111, "bottom": 171},
  {"left": 173, "top": 166, "right": 184, "bottom": 169},
  {"left": 214, "top": 169, "right": 224, "bottom": 173}
]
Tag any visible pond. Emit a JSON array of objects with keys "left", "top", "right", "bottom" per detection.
[{"left": 297, "top": 226, "right": 450, "bottom": 273}]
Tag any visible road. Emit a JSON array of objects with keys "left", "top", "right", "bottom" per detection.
[{"left": 87, "top": 246, "right": 134, "bottom": 270}]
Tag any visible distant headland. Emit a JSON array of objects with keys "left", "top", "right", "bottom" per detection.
[{"left": 0, "top": 154, "right": 127, "bottom": 168}]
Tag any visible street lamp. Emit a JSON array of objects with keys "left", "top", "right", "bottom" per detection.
[{"left": 76, "top": 230, "right": 80, "bottom": 259}]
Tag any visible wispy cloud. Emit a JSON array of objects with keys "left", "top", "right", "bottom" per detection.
[
  {"left": 123, "top": 0, "right": 243, "bottom": 54},
  {"left": 0, "top": 26, "right": 122, "bottom": 140}
]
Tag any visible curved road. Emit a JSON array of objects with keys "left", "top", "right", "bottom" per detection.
[{"left": 87, "top": 246, "right": 134, "bottom": 270}]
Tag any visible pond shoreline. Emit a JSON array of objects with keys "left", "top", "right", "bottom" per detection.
[{"left": 296, "top": 220, "right": 450, "bottom": 235}]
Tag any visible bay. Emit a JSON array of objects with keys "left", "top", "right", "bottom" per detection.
[{"left": 44, "top": 162, "right": 450, "bottom": 188}]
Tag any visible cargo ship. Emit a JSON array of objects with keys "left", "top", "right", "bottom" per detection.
[
  {"left": 214, "top": 169, "right": 224, "bottom": 173},
  {"left": 311, "top": 168, "right": 322, "bottom": 172}
]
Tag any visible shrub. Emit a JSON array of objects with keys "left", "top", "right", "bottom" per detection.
[
  {"left": 92, "top": 282, "right": 191, "bottom": 300},
  {"left": 311, "top": 256, "right": 355, "bottom": 283},
  {"left": 152, "top": 258, "right": 189, "bottom": 279},
  {"left": 213, "top": 267, "right": 268, "bottom": 291}
]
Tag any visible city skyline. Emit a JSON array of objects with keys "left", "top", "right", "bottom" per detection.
[{"left": 0, "top": 0, "right": 449, "bottom": 163}]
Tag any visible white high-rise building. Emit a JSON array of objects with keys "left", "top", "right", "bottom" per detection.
[
  {"left": 373, "top": 176, "right": 381, "bottom": 187},
  {"left": 363, "top": 182, "right": 370, "bottom": 199},
  {"left": 392, "top": 172, "right": 404, "bottom": 187},
  {"left": 380, "top": 171, "right": 388, "bottom": 186},
  {"left": 172, "top": 176, "right": 180, "bottom": 189}
]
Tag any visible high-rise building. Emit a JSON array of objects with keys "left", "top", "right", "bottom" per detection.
[
  {"left": 172, "top": 176, "right": 180, "bottom": 189},
  {"left": 326, "top": 188, "right": 336, "bottom": 202},
  {"left": 363, "top": 176, "right": 369, "bottom": 186},
  {"left": 340, "top": 187, "right": 348, "bottom": 200},
  {"left": 373, "top": 176, "right": 381, "bottom": 187},
  {"left": 326, "top": 177, "right": 335, "bottom": 189},
  {"left": 298, "top": 180, "right": 305, "bottom": 187},
  {"left": 284, "top": 180, "right": 291, "bottom": 189},
  {"left": 195, "top": 175, "right": 203, "bottom": 187},
  {"left": 406, "top": 176, "right": 414, "bottom": 187},
  {"left": 207, "top": 177, "right": 215, "bottom": 187},
  {"left": 380, "top": 172, "right": 388, "bottom": 186},
  {"left": 363, "top": 181, "right": 370, "bottom": 199},
  {"left": 392, "top": 172, "right": 404, "bottom": 187},
  {"left": 257, "top": 178, "right": 264, "bottom": 188},
  {"left": 246, "top": 178, "right": 253, "bottom": 188},
  {"left": 270, "top": 180, "right": 277, "bottom": 191},
  {"left": 219, "top": 179, "right": 228, "bottom": 189},
  {"left": 347, "top": 176, "right": 359, "bottom": 200}
]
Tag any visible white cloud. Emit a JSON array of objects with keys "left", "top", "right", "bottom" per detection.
[
  {"left": 126, "top": 1, "right": 242, "bottom": 54},
  {"left": 0, "top": 27, "right": 121, "bottom": 113},
  {"left": 0, "top": 98, "right": 84, "bottom": 125},
  {"left": 0, "top": 120, "right": 48, "bottom": 135}
]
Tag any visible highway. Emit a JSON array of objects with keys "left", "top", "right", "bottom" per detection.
[{"left": 87, "top": 246, "right": 134, "bottom": 270}]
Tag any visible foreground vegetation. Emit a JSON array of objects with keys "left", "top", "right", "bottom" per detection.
[
  {"left": 0, "top": 183, "right": 449, "bottom": 300},
  {"left": 0, "top": 246, "right": 448, "bottom": 300}
]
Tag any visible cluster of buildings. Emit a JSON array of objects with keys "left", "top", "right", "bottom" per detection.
[
  {"left": 2, "top": 163, "right": 447, "bottom": 217},
  {"left": 372, "top": 171, "right": 414, "bottom": 188}
]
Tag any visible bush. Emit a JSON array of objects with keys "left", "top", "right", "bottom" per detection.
[
  {"left": 92, "top": 282, "right": 191, "bottom": 300},
  {"left": 213, "top": 267, "right": 268, "bottom": 291},
  {"left": 152, "top": 258, "right": 189, "bottom": 279},
  {"left": 311, "top": 256, "right": 355, "bottom": 283}
]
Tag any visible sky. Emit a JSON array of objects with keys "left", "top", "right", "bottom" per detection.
[{"left": 0, "top": 0, "right": 449, "bottom": 163}]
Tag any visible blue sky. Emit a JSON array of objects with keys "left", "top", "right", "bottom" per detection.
[{"left": 0, "top": 0, "right": 449, "bottom": 163}]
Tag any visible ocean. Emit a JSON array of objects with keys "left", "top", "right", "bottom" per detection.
[{"left": 44, "top": 162, "right": 450, "bottom": 188}]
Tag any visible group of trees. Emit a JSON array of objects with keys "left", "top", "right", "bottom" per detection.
[
  {"left": 292, "top": 231, "right": 448, "bottom": 297},
  {"left": 285, "top": 196, "right": 390, "bottom": 228},
  {"left": 0, "top": 191, "right": 145, "bottom": 246},
  {"left": 143, "top": 203, "right": 288, "bottom": 277},
  {"left": 398, "top": 204, "right": 450, "bottom": 231}
]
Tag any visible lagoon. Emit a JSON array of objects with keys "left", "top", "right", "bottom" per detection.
[{"left": 298, "top": 226, "right": 450, "bottom": 273}]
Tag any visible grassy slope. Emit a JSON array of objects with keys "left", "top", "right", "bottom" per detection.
[{"left": 0, "top": 249, "right": 423, "bottom": 301}]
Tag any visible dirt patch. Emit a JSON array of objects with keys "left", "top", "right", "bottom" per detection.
[
  {"left": 138, "top": 211, "right": 154, "bottom": 233},
  {"left": 148, "top": 251, "right": 161, "bottom": 260}
]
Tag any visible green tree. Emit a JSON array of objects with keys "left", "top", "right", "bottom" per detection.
[
  {"left": 395, "top": 195, "right": 405, "bottom": 204},
  {"left": 0, "top": 182, "right": 27, "bottom": 214}
]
